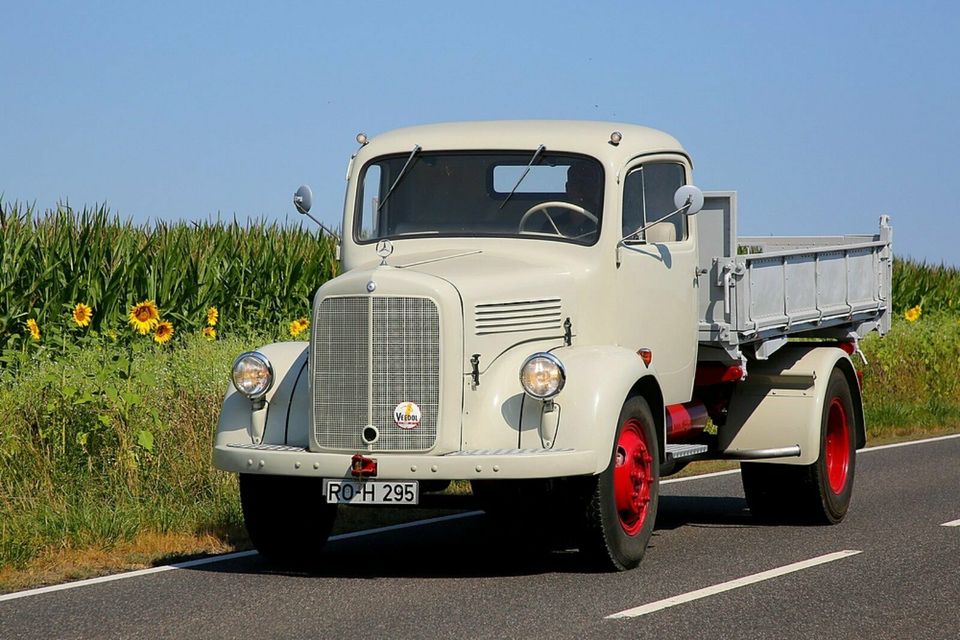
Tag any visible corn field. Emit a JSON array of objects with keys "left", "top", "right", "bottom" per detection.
[
  {"left": 892, "top": 257, "right": 960, "bottom": 314},
  {"left": 0, "top": 201, "right": 338, "bottom": 348}
]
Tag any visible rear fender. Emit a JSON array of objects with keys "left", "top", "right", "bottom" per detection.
[{"left": 721, "top": 346, "right": 862, "bottom": 465}]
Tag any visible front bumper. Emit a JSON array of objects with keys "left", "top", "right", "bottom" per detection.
[{"left": 213, "top": 443, "right": 599, "bottom": 480}]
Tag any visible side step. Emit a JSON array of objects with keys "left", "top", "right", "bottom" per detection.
[{"left": 665, "top": 443, "right": 709, "bottom": 460}]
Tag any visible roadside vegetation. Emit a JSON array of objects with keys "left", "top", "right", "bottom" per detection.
[{"left": 0, "top": 202, "right": 957, "bottom": 590}]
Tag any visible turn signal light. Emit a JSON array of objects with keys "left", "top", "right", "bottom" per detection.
[{"left": 638, "top": 349, "right": 652, "bottom": 367}]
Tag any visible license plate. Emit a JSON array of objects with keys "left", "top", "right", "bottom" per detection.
[{"left": 322, "top": 479, "right": 419, "bottom": 505}]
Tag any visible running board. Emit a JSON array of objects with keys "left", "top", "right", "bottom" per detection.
[{"left": 665, "top": 443, "right": 709, "bottom": 460}]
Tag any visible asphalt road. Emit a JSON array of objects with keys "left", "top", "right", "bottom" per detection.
[{"left": 2, "top": 435, "right": 958, "bottom": 639}]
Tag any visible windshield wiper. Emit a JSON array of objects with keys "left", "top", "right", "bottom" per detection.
[
  {"left": 377, "top": 144, "right": 421, "bottom": 211},
  {"left": 499, "top": 144, "right": 545, "bottom": 209}
]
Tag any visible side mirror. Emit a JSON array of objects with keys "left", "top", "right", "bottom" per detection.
[
  {"left": 674, "top": 185, "right": 704, "bottom": 216},
  {"left": 293, "top": 185, "right": 313, "bottom": 215}
]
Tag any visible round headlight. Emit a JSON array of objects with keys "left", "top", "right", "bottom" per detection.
[
  {"left": 232, "top": 352, "right": 274, "bottom": 399},
  {"left": 519, "top": 352, "right": 566, "bottom": 399}
]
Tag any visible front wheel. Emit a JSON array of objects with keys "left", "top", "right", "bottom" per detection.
[
  {"left": 742, "top": 367, "right": 857, "bottom": 524},
  {"left": 239, "top": 474, "right": 337, "bottom": 567},
  {"left": 579, "top": 396, "right": 660, "bottom": 571}
]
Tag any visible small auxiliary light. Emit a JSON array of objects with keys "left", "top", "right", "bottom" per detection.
[
  {"left": 637, "top": 348, "right": 653, "bottom": 367},
  {"left": 351, "top": 453, "right": 378, "bottom": 478},
  {"left": 609, "top": 130, "right": 623, "bottom": 146},
  {"left": 356, "top": 132, "right": 369, "bottom": 145}
]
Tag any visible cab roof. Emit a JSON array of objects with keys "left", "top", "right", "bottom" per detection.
[{"left": 358, "top": 120, "right": 688, "bottom": 166}]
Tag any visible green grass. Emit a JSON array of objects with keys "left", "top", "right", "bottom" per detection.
[
  {"left": 0, "top": 333, "right": 261, "bottom": 568},
  {"left": 860, "top": 311, "right": 960, "bottom": 435}
]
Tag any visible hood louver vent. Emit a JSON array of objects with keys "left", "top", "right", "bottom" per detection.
[{"left": 474, "top": 298, "right": 563, "bottom": 336}]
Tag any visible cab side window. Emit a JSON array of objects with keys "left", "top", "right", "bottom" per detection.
[{"left": 622, "top": 163, "right": 686, "bottom": 242}]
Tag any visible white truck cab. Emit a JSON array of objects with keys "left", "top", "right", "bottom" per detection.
[{"left": 214, "top": 121, "right": 892, "bottom": 570}]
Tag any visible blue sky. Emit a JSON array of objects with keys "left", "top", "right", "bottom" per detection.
[{"left": 2, "top": 1, "right": 958, "bottom": 263}]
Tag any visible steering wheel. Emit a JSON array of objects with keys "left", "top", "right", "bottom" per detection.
[{"left": 518, "top": 201, "right": 599, "bottom": 239}]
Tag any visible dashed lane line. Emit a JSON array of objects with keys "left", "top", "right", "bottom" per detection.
[{"left": 605, "top": 550, "right": 863, "bottom": 619}]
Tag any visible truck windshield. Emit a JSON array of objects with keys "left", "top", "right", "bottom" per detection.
[{"left": 355, "top": 151, "right": 604, "bottom": 245}]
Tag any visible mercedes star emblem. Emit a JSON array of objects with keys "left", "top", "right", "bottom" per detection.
[{"left": 376, "top": 239, "right": 394, "bottom": 265}]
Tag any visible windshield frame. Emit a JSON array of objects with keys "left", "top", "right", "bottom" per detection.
[{"left": 352, "top": 150, "right": 606, "bottom": 247}]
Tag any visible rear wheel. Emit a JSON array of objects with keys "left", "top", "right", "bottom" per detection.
[
  {"left": 741, "top": 368, "right": 857, "bottom": 524},
  {"left": 579, "top": 396, "right": 659, "bottom": 570},
  {"left": 239, "top": 474, "right": 337, "bottom": 567}
]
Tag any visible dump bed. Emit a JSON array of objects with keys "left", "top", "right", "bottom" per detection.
[{"left": 697, "top": 192, "right": 892, "bottom": 358}]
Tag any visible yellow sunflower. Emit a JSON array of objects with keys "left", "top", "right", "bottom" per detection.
[
  {"left": 289, "top": 317, "right": 309, "bottom": 337},
  {"left": 128, "top": 300, "right": 160, "bottom": 334},
  {"left": 904, "top": 305, "right": 921, "bottom": 323},
  {"left": 72, "top": 302, "right": 93, "bottom": 327},
  {"left": 206, "top": 306, "right": 219, "bottom": 326},
  {"left": 154, "top": 320, "right": 174, "bottom": 344},
  {"left": 202, "top": 326, "right": 217, "bottom": 340},
  {"left": 26, "top": 318, "right": 40, "bottom": 341}
]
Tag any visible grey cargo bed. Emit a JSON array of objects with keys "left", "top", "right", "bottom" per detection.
[{"left": 697, "top": 192, "right": 892, "bottom": 358}]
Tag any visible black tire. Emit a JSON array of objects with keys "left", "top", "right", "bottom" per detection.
[
  {"left": 742, "top": 368, "right": 857, "bottom": 524},
  {"left": 239, "top": 473, "right": 337, "bottom": 567},
  {"left": 579, "top": 396, "right": 660, "bottom": 571}
]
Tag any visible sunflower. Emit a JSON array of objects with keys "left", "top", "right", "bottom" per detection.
[
  {"left": 206, "top": 306, "right": 219, "bottom": 327},
  {"left": 128, "top": 300, "right": 160, "bottom": 334},
  {"left": 202, "top": 326, "right": 217, "bottom": 340},
  {"left": 72, "top": 302, "right": 93, "bottom": 327},
  {"left": 289, "top": 317, "right": 309, "bottom": 337},
  {"left": 26, "top": 318, "right": 40, "bottom": 341},
  {"left": 904, "top": 305, "right": 922, "bottom": 323},
  {"left": 154, "top": 320, "right": 174, "bottom": 344}
]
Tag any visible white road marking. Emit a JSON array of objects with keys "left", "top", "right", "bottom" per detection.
[
  {"left": 662, "top": 432, "right": 960, "bottom": 485},
  {"left": 606, "top": 550, "right": 863, "bottom": 619},
  {"left": 862, "top": 433, "right": 960, "bottom": 452},
  {"left": 2, "top": 433, "right": 956, "bottom": 603},
  {"left": 0, "top": 511, "right": 483, "bottom": 603},
  {"left": 662, "top": 469, "right": 740, "bottom": 485},
  {"left": 0, "top": 550, "right": 258, "bottom": 603},
  {"left": 941, "top": 519, "right": 960, "bottom": 527}
]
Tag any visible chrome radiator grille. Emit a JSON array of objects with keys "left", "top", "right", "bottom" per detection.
[{"left": 312, "top": 295, "right": 440, "bottom": 452}]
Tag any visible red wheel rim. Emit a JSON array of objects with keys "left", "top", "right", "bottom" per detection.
[
  {"left": 613, "top": 418, "right": 653, "bottom": 535},
  {"left": 824, "top": 398, "right": 850, "bottom": 494}
]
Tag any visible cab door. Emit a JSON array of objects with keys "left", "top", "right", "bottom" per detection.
[{"left": 616, "top": 158, "right": 699, "bottom": 405}]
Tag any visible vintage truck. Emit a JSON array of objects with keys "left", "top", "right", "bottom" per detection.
[{"left": 214, "top": 121, "right": 892, "bottom": 571}]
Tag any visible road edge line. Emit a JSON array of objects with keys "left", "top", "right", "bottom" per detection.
[
  {"left": 0, "top": 511, "right": 484, "bottom": 603},
  {"left": 663, "top": 432, "right": 960, "bottom": 485}
]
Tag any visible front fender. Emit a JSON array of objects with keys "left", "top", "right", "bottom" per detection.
[
  {"left": 214, "top": 342, "right": 308, "bottom": 451},
  {"left": 547, "top": 345, "right": 661, "bottom": 474}
]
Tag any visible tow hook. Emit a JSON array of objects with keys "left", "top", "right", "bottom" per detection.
[{"left": 351, "top": 453, "right": 378, "bottom": 478}]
